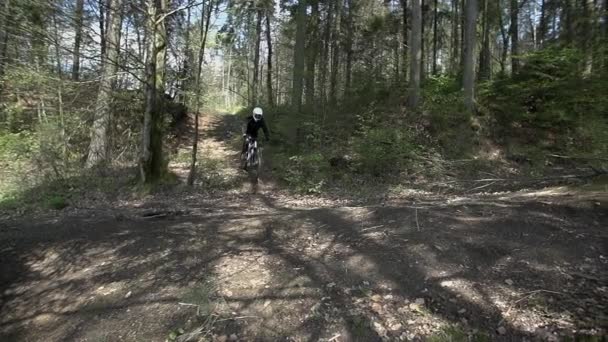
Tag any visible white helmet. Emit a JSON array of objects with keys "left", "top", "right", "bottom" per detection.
[{"left": 253, "top": 107, "right": 263, "bottom": 121}]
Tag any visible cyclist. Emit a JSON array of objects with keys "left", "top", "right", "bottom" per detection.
[{"left": 241, "top": 107, "right": 270, "bottom": 170}]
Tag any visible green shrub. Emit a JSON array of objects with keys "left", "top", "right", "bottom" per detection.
[
  {"left": 46, "top": 195, "right": 68, "bottom": 210},
  {"left": 352, "top": 127, "right": 417, "bottom": 176}
]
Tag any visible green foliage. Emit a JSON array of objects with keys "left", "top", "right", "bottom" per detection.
[
  {"left": 481, "top": 47, "right": 608, "bottom": 161},
  {"left": 352, "top": 127, "right": 417, "bottom": 176},
  {"left": 45, "top": 195, "right": 68, "bottom": 210}
]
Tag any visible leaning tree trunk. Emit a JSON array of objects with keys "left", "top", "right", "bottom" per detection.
[
  {"left": 463, "top": 0, "right": 478, "bottom": 113},
  {"left": 86, "top": 0, "right": 123, "bottom": 168},
  {"left": 187, "top": 0, "right": 213, "bottom": 186},
  {"left": 291, "top": 0, "right": 307, "bottom": 112},
  {"left": 408, "top": 0, "right": 422, "bottom": 109},
  {"left": 72, "top": 0, "right": 85, "bottom": 80}
]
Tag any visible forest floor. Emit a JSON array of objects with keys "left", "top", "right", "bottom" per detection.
[{"left": 1, "top": 112, "right": 607, "bottom": 342}]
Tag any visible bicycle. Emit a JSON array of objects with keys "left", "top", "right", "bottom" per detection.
[{"left": 242, "top": 135, "right": 262, "bottom": 183}]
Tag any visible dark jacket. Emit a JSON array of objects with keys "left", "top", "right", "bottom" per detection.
[{"left": 244, "top": 116, "right": 270, "bottom": 140}]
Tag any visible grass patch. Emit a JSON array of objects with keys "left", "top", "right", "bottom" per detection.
[{"left": 428, "top": 325, "right": 491, "bottom": 342}]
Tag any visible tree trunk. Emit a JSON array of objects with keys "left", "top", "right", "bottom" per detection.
[
  {"left": 582, "top": 0, "right": 595, "bottom": 74},
  {"left": 99, "top": 0, "right": 107, "bottom": 57},
  {"left": 265, "top": 13, "right": 274, "bottom": 106},
  {"left": 421, "top": 0, "right": 426, "bottom": 81},
  {"left": 0, "top": 0, "right": 11, "bottom": 81},
  {"left": 329, "top": 0, "right": 342, "bottom": 107},
  {"left": 140, "top": 0, "right": 168, "bottom": 183},
  {"left": 538, "top": 0, "right": 547, "bottom": 46},
  {"left": 451, "top": 0, "right": 460, "bottom": 74},
  {"left": 463, "top": 0, "right": 477, "bottom": 112},
  {"left": 305, "top": 1, "right": 320, "bottom": 110},
  {"left": 408, "top": 0, "right": 422, "bottom": 108},
  {"left": 561, "top": 0, "right": 574, "bottom": 44},
  {"left": 478, "top": 0, "right": 491, "bottom": 80},
  {"left": 86, "top": 0, "right": 123, "bottom": 168},
  {"left": 601, "top": 0, "right": 607, "bottom": 73},
  {"left": 498, "top": 0, "right": 508, "bottom": 74},
  {"left": 71, "top": 0, "right": 85, "bottom": 80},
  {"left": 401, "top": 0, "right": 409, "bottom": 81},
  {"left": 320, "top": 0, "right": 333, "bottom": 108},
  {"left": 509, "top": 0, "right": 519, "bottom": 74},
  {"left": 432, "top": 0, "right": 439, "bottom": 75},
  {"left": 252, "top": 8, "right": 263, "bottom": 106},
  {"left": 291, "top": 0, "right": 307, "bottom": 112},
  {"left": 178, "top": 5, "right": 192, "bottom": 104},
  {"left": 188, "top": 0, "right": 213, "bottom": 186}
]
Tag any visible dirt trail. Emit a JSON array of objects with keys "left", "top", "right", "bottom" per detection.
[{"left": 1, "top": 113, "right": 607, "bottom": 341}]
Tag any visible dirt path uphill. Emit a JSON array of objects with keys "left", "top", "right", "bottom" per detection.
[{"left": 1, "top": 113, "right": 607, "bottom": 341}]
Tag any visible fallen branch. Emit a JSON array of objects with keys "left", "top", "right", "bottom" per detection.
[
  {"left": 415, "top": 207, "right": 421, "bottom": 231},
  {"left": 548, "top": 154, "right": 608, "bottom": 162}
]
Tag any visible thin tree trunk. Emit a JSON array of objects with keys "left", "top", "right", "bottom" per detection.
[
  {"left": 252, "top": 8, "right": 263, "bottom": 106},
  {"left": 463, "top": 0, "right": 478, "bottom": 112},
  {"left": 178, "top": 5, "right": 192, "bottom": 104},
  {"left": 408, "top": 0, "right": 422, "bottom": 108},
  {"left": 292, "top": 0, "right": 307, "bottom": 112},
  {"left": 421, "top": 0, "right": 426, "bottom": 81},
  {"left": 320, "top": 0, "right": 333, "bottom": 107},
  {"left": 72, "top": 0, "right": 85, "bottom": 80},
  {"left": 99, "top": 0, "right": 107, "bottom": 57},
  {"left": 305, "top": 1, "right": 320, "bottom": 110},
  {"left": 0, "top": 0, "right": 11, "bottom": 81},
  {"left": 188, "top": 0, "right": 213, "bottom": 186},
  {"left": 561, "top": 0, "right": 574, "bottom": 44},
  {"left": 432, "top": 0, "right": 439, "bottom": 74},
  {"left": 479, "top": 0, "right": 491, "bottom": 80},
  {"left": 498, "top": 0, "right": 508, "bottom": 74},
  {"left": 509, "top": 0, "right": 519, "bottom": 74},
  {"left": 329, "top": 0, "right": 342, "bottom": 107},
  {"left": 539, "top": 0, "right": 547, "bottom": 46},
  {"left": 401, "top": 0, "right": 409, "bottom": 81},
  {"left": 451, "top": 0, "right": 460, "bottom": 74},
  {"left": 86, "top": 0, "right": 123, "bottom": 168},
  {"left": 265, "top": 13, "right": 274, "bottom": 106}
]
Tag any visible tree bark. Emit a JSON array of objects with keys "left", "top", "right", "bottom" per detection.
[
  {"left": 71, "top": 0, "right": 85, "bottom": 80},
  {"left": 401, "top": 0, "right": 409, "bottom": 81},
  {"left": 451, "top": 0, "right": 460, "bottom": 74},
  {"left": 86, "top": 0, "right": 123, "bottom": 168},
  {"left": 252, "top": 8, "right": 263, "bottom": 106},
  {"left": 329, "top": 0, "right": 342, "bottom": 107},
  {"left": 305, "top": 1, "right": 320, "bottom": 110},
  {"left": 265, "top": 13, "right": 274, "bottom": 106},
  {"left": 498, "top": 0, "right": 508, "bottom": 74},
  {"left": 408, "top": 0, "right": 422, "bottom": 108},
  {"left": 463, "top": 0, "right": 477, "bottom": 112},
  {"left": 478, "top": 0, "right": 491, "bottom": 80},
  {"left": 291, "top": 0, "right": 307, "bottom": 112},
  {"left": 320, "top": 0, "right": 333, "bottom": 107},
  {"left": 344, "top": 0, "right": 354, "bottom": 98},
  {"left": 421, "top": 0, "right": 426, "bottom": 81},
  {"left": 140, "top": 0, "right": 168, "bottom": 183},
  {"left": 432, "top": 0, "right": 439, "bottom": 75},
  {"left": 509, "top": 0, "right": 519, "bottom": 74},
  {"left": 538, "top": 0, "right": 547, "bottom": 46},
  {"left": 0, "top": 0, "right": 11, "bottom": 81}
]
